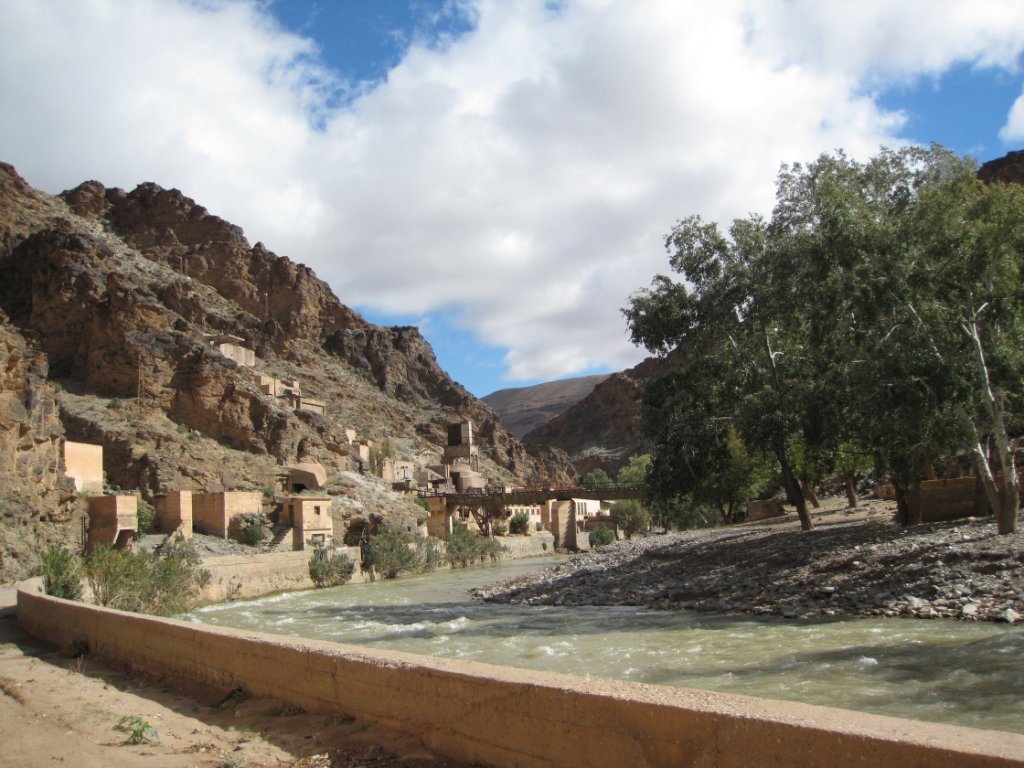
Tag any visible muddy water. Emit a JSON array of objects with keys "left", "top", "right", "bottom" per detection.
[{"left": 187, "top": 556, "right": 1024, "bottom": 734}]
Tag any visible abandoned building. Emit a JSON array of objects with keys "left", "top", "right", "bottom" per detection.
[
  {"left": 85, "top": 495, "right": 138, "bottom": 553},
  {"left": 63, "top": 440, "right": 103, "bottom": 495},
  {"left": 281, "top": 495, "right": 334, "bottom": 550}
]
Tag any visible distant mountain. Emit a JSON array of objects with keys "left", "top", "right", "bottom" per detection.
[
  {"left": 977, "top": 150, "right": 1024, "bottom": 184},
  {"left": 522, "top": 359, "right": 660, "bottom": 477},
  {"left": 482, "top": 375, "right": 610, "bottom": 439}
]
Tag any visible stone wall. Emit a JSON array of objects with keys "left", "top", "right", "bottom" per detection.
[
  {"left": 200, "top": 547, "right": 366, "bottom": 602},
  {"left": 18, "top": 584, "right": 1024, "bottom": 768},
  {"left": 63, "top": 440, "right": 103, "bottom": 494},
  {"left": 192, "top": 491, "right": 263, "bottom": 539}
]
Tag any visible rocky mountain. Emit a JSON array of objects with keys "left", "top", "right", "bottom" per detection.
[
  {"left": 977, "top": 150, "right": 1024, "bottom": 185},
  {"left": 482, "top": 374, "right": 609, "bottom": 439},
  {"left": 0, "top": 163, "right": 573, "bottom": 579},
  {"left": 523, "top": 357, "right": 661, "bottom": 477}
]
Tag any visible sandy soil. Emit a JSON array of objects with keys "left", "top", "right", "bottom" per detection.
[{"left": 0, "top": 591, "right": 473, "bottom": 768}]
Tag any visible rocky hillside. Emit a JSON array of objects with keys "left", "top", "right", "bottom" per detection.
[
  {"left": 0, "top": 163, "right": 573, "bottom": 579},
  {"left": 523, "top": 357, "right": 660, "bottom": 477},
  {"left": 482, "top": 374, "right": 609, "bottom": 439},
  {"left": 977, "top": 150, "right": 1024, "bottom": 185}
]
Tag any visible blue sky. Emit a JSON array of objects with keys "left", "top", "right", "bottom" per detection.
[{"left": 2, "top": 1, "right": 1024, "bottom": 397}]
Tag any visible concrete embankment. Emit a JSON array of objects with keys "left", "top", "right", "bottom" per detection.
[
  {"left": 200, "top": 532, "right": 555, "bottom": 603},
  {"left": 17, "top": 580, "right": 1024, "bottom": 768}
]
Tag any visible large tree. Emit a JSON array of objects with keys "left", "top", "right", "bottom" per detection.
[{"left": 625, "top": 146, "right": 1024, "bottom": 534}]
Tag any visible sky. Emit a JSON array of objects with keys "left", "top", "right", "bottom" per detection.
[{"left": 2, "top": 1, "right": 1024, "bottom": 397}]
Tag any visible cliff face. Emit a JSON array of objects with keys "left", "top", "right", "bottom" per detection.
[
  {"left": 0, "top": 163, "right": 572, "bottom": 577},
  {"left": 523, "top": 357, "right": 658, "bottom": 477}
]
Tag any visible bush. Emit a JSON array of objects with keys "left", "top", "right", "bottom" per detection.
[
  {"left": 589, "top": 523, "right": 615, "bottom": 547},
  {"left": 363, "top": 528, "right": 420, "bottom": 579},
  {"left": 308, "top": 548, "right": 356, "bottom": 588},
  {"left": 508, "top": 511, "right": 530, "bottom": 535},
  {"left": 491, "top": 520, "right": 507, "bottom": 536},
  {"left": 84, "top": 540, "right": 210, "bottom": 615},
  {"left": 135, "top": 501, "right": 156, "bottom": 539},
  {"left": 242, "top": 525, "right": 264, "bottom": 547},
  {"left": 445, "top": 526, "right": 506, "bottom": 568},
  {"left": 415, "top": 536, "right": 445, "bottom": 572},
  {"left": 41, "top": 546, "right": 83, "bottom": 600},
  {"left": 611, "top": 500, "right": 651, "bottom": 539}
]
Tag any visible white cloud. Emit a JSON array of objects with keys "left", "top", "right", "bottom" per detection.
[
  {"left": 1002, "top": 88, "right": 1024, "bottom": 142},
  {"left": 3, "top": 0, "right": 1024, "bottom": 386}
]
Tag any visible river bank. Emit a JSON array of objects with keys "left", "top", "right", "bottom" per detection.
[{"left": 471, "top": 498, "right": 1024, "bottom": 623}]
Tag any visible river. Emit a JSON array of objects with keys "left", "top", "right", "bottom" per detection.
[{"left": 186, "top": 556, "right": 1024, "bottom": 734}]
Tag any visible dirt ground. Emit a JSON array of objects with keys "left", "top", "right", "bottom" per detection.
[{"left": 0, "top": 590, "right": 473, "bottom": 768}]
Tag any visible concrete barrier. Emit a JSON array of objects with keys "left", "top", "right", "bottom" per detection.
[{"left": 17, "top": 584, "right": 1024, "bottom": 768}]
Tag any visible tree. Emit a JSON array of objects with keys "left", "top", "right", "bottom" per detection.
[
  {"left": 625, "top": 145, "right": 1024, "bottom": 534},
  {"left": 610, "top": 500, "right": 650, "bottom": 538},
  {"left": 616, "top": 454, "right": 652, "bottom": 485},
  {"left": 581, "top": 468, "right": 613, "bottom": 490}
]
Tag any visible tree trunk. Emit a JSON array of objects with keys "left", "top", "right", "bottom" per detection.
[
  {"left": 801, "top": 478, "right": 820, "bottom": 508},
  {"left": 844, "top": 473, "right": 859, "bottom": 508},
  {"left": 776, "top": 442, "right": 811, "bottom": 530}
]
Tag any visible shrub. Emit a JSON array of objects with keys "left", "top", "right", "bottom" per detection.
[
  {"left": 414, "top": 497, "right": 431, "bottom": 513},
  {"left": 589, "top": 523, "right": 615, "bottom": 547},
  {"left": 363, "top": 528, "right": 420, "bottom": 579},
  {"left": 85, "top": 540, "right": 210, "bottom": 615},
  {"left": 242, "top": 525, "right": 264, "bottom": 547},
  {"left": 134, "top": 500, "right": 156, "bottom": 540},
  {"left": 491, "top": 520, "right": 507, "bottom": 536},
  {"left": 41, "top": 546, "right": 83, "bottom": 600},
  {"left": 308, "top": 548, "right": 355, "bottom": 588},
  {"left": 611, "top": 500, "right": 651, "bottom": 539},
  {"left": 415, "top": 536, "right": 445, "bottom": 572},
  {"left": 445, "top": 526, "right": 506, "bottom": 568},
  {"left": 508, "top": 511, "right": 530, "bottom": 535}
]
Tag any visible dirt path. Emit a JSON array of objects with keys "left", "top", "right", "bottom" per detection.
[{"left": 0, "top": 591, "right": 471, "bottom": 768}]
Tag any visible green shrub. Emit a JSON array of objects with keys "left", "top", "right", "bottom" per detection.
[
  {"left": 363, "top": 528, "right": 420, "bottom": 579},
  {"left": 491, "top": 520, "right": 507, "bottom": 536},
  {"left": 415, "top": 536, "right": 445, "bottom": 572},
  {"left": 242, "top": 525, "right": 264, "bottom": 547},
  {"left": 445, "top": 526, "right": 507, "bottom": 568},
  {"left": 589, "top": 523, "right": 615, "bottom": 547},
  {"left": 508, "top": 511, "right": 530, "bottom": 535},
  {"left": 134, "top": 500, "right": 156, "bottom": 540},
  {"left": 41, "top": 546, "right": 83, "bottom": 600},
  {"left": 308, "top": 548, "right": 356, "bottom": 588},
  {"left": 85, "top": 540, "right": 210, "bottom": 615},
  {"left": 611, "top": 500, "right": 651, "bottom": 539},
  {"left": 414, "top": 497, "right": 431, "bottom": 513}
]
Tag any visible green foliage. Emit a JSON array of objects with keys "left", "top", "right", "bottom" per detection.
[
  {"left": 363, "top": 528, "right": 420, "bottom": 579},
  {"left": 581, "top": 468, "right": 613, "bottom": 490},
  {"left": 508, "top": 511, "right": 530, "bottom": 534},
  {"left": 368, "top": 439, "right": 394, "bottom": 476},
  {"left": 626, "top": 145, "right": 1024, "bottom": 533},
  {"left": 610, "top": 500, "right": 651, "bottom": 539},
  {"left": 41, "top": 546, "right": 83, "bottom": 600},
  {"left": 415, "top": 535, "right": 445, "bottom": 572},
  {"left": 491, "top": 520, "right": 507, "bottom": 536},
  {"left": 308, "top": 548, "right": 355, "bottom": 588},
  {"left": 84, "top": 540, "right": 210, "bottom": 615},
  {"left": 616, "top": 454, "right": 651, "bottom": 485},
  {"left": 242, "top": 525, "right": 264, "bottom": 547},
  {"left": 134, "top": 500, "right": 156, "bottom": 539},
  {"left": 445, "top": 526, "right": 506, "bottom": 568},
  {"left": 588, "top": 523, "right": 615, "bottom": 547},
  {"left": 414, "top": 497, "right": 431, "bottom": 512},
  {"left": 116, "top": 715, "right": 158, "bottom": 745}
]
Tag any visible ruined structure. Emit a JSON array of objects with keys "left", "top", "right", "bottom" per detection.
[
  {"left": 63, "top": 440, "right": 103, "bottom": 495},
  {"left": 282, "top": 495, "right": 334, "bottom": 550},
  {"left": 85, "top": 495, "right": 137, "bottom": 553}
]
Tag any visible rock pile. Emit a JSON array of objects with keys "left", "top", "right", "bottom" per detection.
[{"left": 472, "top": 503, "right": 1024, "bottom": 623}]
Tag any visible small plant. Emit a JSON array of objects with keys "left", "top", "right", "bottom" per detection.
[
  {"left": 363, "top": 527, "right": 420, "bottom": 579},
  {"left": 242, "top": 524, "right": 264, "bottom": 547},
  {"left": 508, "top": 511, "right": 530, "bottom": 535},
  {"left": 262, "top": 486, "right": 276, "bottom": 499},
  {"left": 41, "top": 546, "right": 83, "bottom": 600},
  {"left": 116, "top": 714, "right": 159, "bottom": 745},
  {"left": 535, "top": 521, "right": 544, "bottom": 532},
  {"left": 134, "top": 500, "right": 156, "bottom": 541},
  {"left": 308, "top": 547, "right": 356, "bottom": 588},
  {"left": 589, "top": 523, "right": 615, "bottom": 547},
  {"left": 491, "top": 520, "right": 507, "bottom": 536},
  {"left": 445, "top": 526, "right": 506, "bottom": 568},
  {"left": 415, "top": 536, "right": 445, "bottom": 572}
]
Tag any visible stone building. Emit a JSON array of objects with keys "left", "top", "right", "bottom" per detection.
[
  {"left": 282, "top": 495, "right": 334, "bottom": 550},
  {"left": 85, "top": 495, "right": 137, "bottom": 553},
  {"left": 153, "top": 490, "right": 194, "bottom": 539},
  {"left": 192, "top": 491, "right": 263, "bottom": 539}
]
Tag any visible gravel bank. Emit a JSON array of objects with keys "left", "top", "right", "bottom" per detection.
[{"left": 472, "top": 500, "right": 1024, "bottom": 623}]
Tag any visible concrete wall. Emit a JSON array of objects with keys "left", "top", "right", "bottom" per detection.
[
  {"left": 18, "top": 585, "right": 1024, "bottom": 768},
  {"left": 63, "top": 440, "right": 103, "bottom": 494},
  {"left": 85, "top": 495, "right": 137, "bottom": 553},
  {"left": 193, "top": 491, "right": 263, "bottom": 539},
  {"left": 911, "top": 477, "right": 989, "bottom": 522},
  {"left": 498, "top": 531, "right": 555, "bottom": 558},
  {"left": 748, "top": 498, "right": 785, "bottom": 521},
  {"left": 200, "top": 547, "right": 365, "bottom": 602},
  {"left": 154, "top": 490, "right": 193, "bottom": 539}
]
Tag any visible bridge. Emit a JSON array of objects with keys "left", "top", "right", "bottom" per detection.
[{"left": 419, "top": 484, "right": 646, "bottom": 511}]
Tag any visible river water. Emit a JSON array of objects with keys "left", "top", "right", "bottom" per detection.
[{"left": 187, "top": 556, "right": 1024, "bottom": 734}]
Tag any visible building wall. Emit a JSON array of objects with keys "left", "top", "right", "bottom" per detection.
[
  {"left": 287, "top": 496, "right": 333, "bottom": 550},
  {"left": 218, "top": 342, "right": 255, "bottom": 367},
  {"left": 63, "top": 441, "right": 103, "bottom": 494},
  {"left": 85, "top": 495, "right": 137, "bottom": 553},
  {"left": 193, "top": 491, "right": 263, "bottom": 539},
  {"left": 19, "top": 586, "right": 1023, "bottom": 768},
  {"left": 154, "top": 490, "right": 194, "bottom": 539}
]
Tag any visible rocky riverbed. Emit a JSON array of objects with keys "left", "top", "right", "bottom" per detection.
[{"left": 472, "top": 500, "right": 1024, "bottom": 623}]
